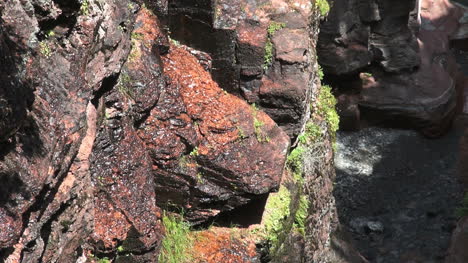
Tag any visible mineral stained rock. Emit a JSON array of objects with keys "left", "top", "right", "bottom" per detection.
[{"left": 0, "top": 0, "right": 294, "bottom": 261}]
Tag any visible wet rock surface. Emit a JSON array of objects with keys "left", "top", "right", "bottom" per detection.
[
  {"left": 167, "top": 0, "right": 319, "bottom": 139},
  {"left": 0, "top": 0, "right": 323, "bottom": 261},
  {"left": 334, "top": 126, "right": 465, "bottom": 262}
]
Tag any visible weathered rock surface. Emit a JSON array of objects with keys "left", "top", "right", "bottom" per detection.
[
  {"left": 167, "top": 0, "right": 318, "bottom": 140},
  {"left": 141, "top": 44, "right": 290, "bottom": 223},
  {"left": 0, "top": 0, "right": 316, "bottom": 261},
  {"left": 318, "top": 0, "right": 466, "bottom": 136},
  {"left": 0, "top": 0, "right": 136, "bottom": 261}
]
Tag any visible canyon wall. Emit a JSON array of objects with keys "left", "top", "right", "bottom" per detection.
[
  {"left": 318, "top": 0, "right": 467, "bottom": 136},
  {"left": 0, "top": 0, "right": 342, "bottom": 262},
  {"left": 1, "top": 0, "right": 467, "bottom": 262}
]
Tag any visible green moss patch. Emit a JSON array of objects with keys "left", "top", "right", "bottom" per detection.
[
  {"left": 317, "top": 85, "right": 339, "bottom": 137},
  {"left": 158, "top": 212, "right": 194, "bottom": 263},
  {"left": 263, "top": 185, "right": 292, "bottom": 253},
  {"left": 315, "top": 0, "right": 330, "bottom": 16}
]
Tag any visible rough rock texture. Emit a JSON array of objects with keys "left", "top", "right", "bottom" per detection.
[
  {"left": 191, "top": 227, "right": 260, "bottom": 263},
  {"left": 0, "top": 0, "right": 137, "bottom": 261},
  {"left": 318, "top": 0, "right": 467, "bottom": 136},
  {"left": 0, "top": 0, "right": 337, "bottom": 262},
  {"left": 143, "top": 44, "right": 290, "bottom": 223},
  {"left": 167, "top": 0, "right": 317, "bottom": 140}
]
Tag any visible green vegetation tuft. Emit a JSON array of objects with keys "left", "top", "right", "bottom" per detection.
[
  {"left": 168, "top": 36, "right": 181, "bottom": 46},
  {"left": 317, "top": 85, "right": 339, "bottom": 137},
  {"left": 196, "top": 172, "right": 204, "bottom": 184},
  {"left": 315, "top": 0, "right": 330, "bottom": 16},
  {"left": 158, "top": 212, "right": 193, "bottom": 263},
  {"left": 131, "top": 32, "right": 144, "bottom": 41},
  {"left": 318, "top": 65, "right": 325, "bottom": 81},
  {"left": 80, "top": 0, "right": 90, "bottom": 15},
  {"left": 237, "top": 126, "right": 246, "bottom": 139},
  {"left": 298, "top": 122, "right": 323, "bottom": 144},
  {"left": 287, "top": 147, "right": 306, "bottom": 175},
  {"left": 251, "top": 104, "right": 270, "bottom": 142},
  {"left": 117, "top": 245, "right": 124, "bottom": 253},
  {"left": 456, "top": 193, "right": 468, "bottom": 218},
  {"left": 97, "top": 257, "right": 111, "bottom": 263},
  {"left": 39, "top": 41, "right": 51, "bottom": 57},
  {"left": 263, "top": 22, "right": 286, "bottom": 70},
  {"left": 189, "top": 147, "right": 199, "bottom": 157},
  {"left": 263, "top": 185, "right": 292, "bottom": 253},
  {"left": 267, "top": 21, "right": 286, "bottom": 36},
  {"left": 46, "top": 30, "right": 55, "bottom": 38},
  {"left": 117, "top": 72, "right": 135, "bottom": 99},
  {"left": 294, "top": 194, "right": 310, "bottom": 235}
]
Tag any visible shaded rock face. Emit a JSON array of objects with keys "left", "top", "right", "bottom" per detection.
[
  {"left": 446, "top": 216, "right": 468, "bottom": 263},
  {"left": 0, "top": 0, "right": 314, "bottom": 261},
  {"left": 318, "top": 0, "right": 466, "bottom": 136}
]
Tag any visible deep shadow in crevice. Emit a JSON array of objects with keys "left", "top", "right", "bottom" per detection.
[
  {"left": 34, "top": 0, "right": 81, "bottom": 41},
  {"left": 16, "top": 116, "right": 46, "bottom": 158},
  {"left": 0, "top": 171, "right": 31, "bottom": 216},
  {"left": 91, "top": 74, "right": 119, "bottom": 108},
  {"left": 195, "top": 194, "right": 268, "bottom": 229}
]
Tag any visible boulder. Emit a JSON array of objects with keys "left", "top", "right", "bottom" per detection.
[{"left": 139, "top": 44, "right": 290, "bottom": 223}]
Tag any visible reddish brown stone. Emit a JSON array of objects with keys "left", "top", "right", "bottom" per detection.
[
  {"left": 272, "top": 28, "right": 309, "bottom": 64},
  {"left": 137, "top": 45, "right": 290, "bottom": 222},
  {"left": 192, "top": 227, "right": 260, "bottom": 263}
]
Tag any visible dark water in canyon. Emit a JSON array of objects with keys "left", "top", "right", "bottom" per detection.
[{"left": 334, "top": 121, "right": 466, "bottom": 263}]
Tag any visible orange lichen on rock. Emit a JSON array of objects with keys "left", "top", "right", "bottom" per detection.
[
  {"left": 135, "top": 44, "right": 290, "bottom": 222},
  {"left": 191, "top": 227, "right": 259, "bottom": 263},
  {"left": 161, "top": 45, "right": 284, "bottom": 154},
  {"left": 92, "top": 192, "right": 132, "bottom": 248}
]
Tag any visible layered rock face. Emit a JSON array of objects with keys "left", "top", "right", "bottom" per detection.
[
  {"left": 318, "top": 0, "right": 467, "bottom": 136},
  {"left": 0, "top": 0, "right": 340, "bottom": 262},
  {"left": 167, "top": 0, "right": 317, "bottom": 139}
]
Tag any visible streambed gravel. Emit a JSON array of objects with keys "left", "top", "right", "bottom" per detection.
[{"left": 334, "top": 125, "right": 465, "bottom": 263}]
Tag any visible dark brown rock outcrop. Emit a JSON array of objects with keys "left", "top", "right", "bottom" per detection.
[
  {"left": 1, "top": 0, "right": 136, "bottom": 261},
  {"left": 139, "top": 41, "right": 290, "bottom": 223}
]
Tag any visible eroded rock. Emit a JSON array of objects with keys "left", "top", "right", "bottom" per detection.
[
  {"left": 319, "top": 0, "right": 466, "bottom": 136},
  {"left": 140, "top": 45, "right": 290, "bottom": 222}
]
